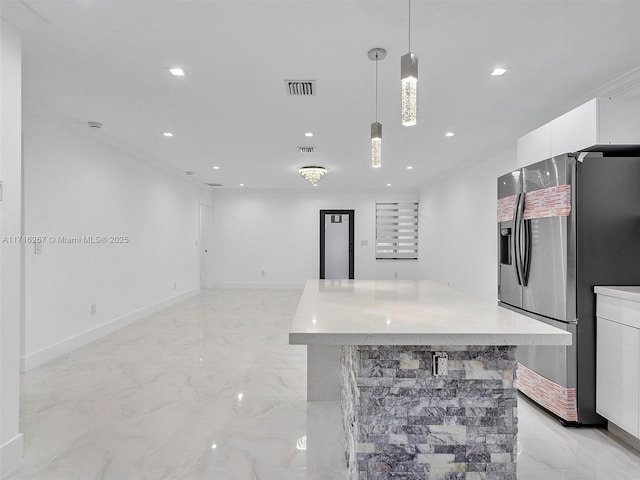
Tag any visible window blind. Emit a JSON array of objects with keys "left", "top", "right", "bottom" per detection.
[{"left": 375, "top": 202, "right": 419, "bottom": 260}]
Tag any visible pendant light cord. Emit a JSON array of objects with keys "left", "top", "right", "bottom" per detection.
[
  {"left": 408, "top": 0, "right": 411, "bottom": 51},
  {"left": 375, "top": 55, "right": 378, "bottom": 122}
]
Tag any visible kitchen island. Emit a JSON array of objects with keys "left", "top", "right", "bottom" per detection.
[{"left": 289, "top": 280, "right": 571, "bottom": 480}]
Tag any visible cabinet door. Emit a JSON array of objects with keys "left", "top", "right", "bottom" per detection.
[
  {"left": 550, "top": 98, "right": 598, "bottom": 156},
  {"left": 596, "top": 317, "right": 640, "bottom": 437}
]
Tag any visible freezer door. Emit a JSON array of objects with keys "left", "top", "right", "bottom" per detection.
[{"left": 516, "top": 314, "right": 576, "bottom": 389}]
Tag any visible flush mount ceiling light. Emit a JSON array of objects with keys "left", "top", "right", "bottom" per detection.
[
  {"left": 169, "top": 67, "right": 185, "bottom": 76},
  {"left": 369, "top": 47, "right": 386, "bottom": 168},
  {"left": 491, "top": 67, "right": 507, "bottom": 76},
  {"left": 401, "top": 0, "right": 418, "bottom": 126},
  {"left": 298, "top": 166, "right": 327, "bottom": 186},
  {"left": 162, "top": 132, "right": 174, "bottom": 137},
  {"left": 445, "top": 131, "right": 456, "bottom": 137},
  {"left": 296, "top": 435, "right": 307, "bottom": 451},
  {"left": 305, "top": 132, "right": 314, "bottom": 137}
]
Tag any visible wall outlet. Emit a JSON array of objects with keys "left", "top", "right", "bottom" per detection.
[
  {"left": 174, "top": 281, "right": 177, "bottom": 289},
  {"left": 360, "top": 240, "right": 368, "bottom": 246},
  {"left": 90, "top": 304, "right": 97, "bottom": 316},
  {"left": 433, "top": 352, "right": 448, "bottom": 376},
  {"left": 261, "top": 270, "right": 265, "bottom": 277},
  {"left": 394, "top": 272, "right": 398, "bottom": 279}
]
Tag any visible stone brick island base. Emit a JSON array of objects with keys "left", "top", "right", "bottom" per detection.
[{"left": 341, "top": 345, "right": 518, "bottom": 480}]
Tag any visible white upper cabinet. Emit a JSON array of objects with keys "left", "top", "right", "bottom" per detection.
[
  {"left": 517, "top": 97, "right": 640, "bottom": 167},
  {"left": 550, "top": 99, "right": 599, "bottom": 156},
  {"left": 517, "top": 123, "right": 551, "bottom": 168}
]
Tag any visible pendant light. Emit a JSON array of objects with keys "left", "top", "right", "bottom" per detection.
[
  {"left": 368, "top": 47, "right": 386, "bottom": 168},
  {"left": 401, "top": 0, "right": 418, "bottom": 126}
]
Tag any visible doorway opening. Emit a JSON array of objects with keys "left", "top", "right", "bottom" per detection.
[{"left": 319, "top": 210, "right": 354, "bottom": 279}]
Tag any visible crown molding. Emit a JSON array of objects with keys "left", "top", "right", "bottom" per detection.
[{"left": 590, "top": 64, "right": 640, "bottom": 98}]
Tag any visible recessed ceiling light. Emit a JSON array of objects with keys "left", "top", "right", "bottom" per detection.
[
  {"left": 305, "top": 132, "right": 313, "bottom": 137},
  {"left": 491, "top": 67, "right": 507, "bottom": 76},
  {"left": 406, "top": 166, "right": 414, "bottom": 170},
  {"left": 169, "top": 68, "right": 185, "bottom": 76},
  {"left": 213, "top": 166, "right": 220, "bottom": 170},
  {"left": 162, "top": 132, "right": 174, "bottom": 137},
  {"left": 239, "top": 183, "right": 245, "bottom": 187},
  {"left": 387, "top": 183, "right": 392, "bottom": 187},
  {"left": 445, "top": 132, "right": 455, "bottom": 137}
]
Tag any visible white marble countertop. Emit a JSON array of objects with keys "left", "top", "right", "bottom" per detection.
[
  {"left": 289, "top": 280, "right": 572, "bottom": 346},
  {"left": 594, "top": 286, "right": 640, "bottom": 302}
]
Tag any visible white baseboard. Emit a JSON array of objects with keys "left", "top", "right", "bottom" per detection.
[
  {"left": 608, "top": 421, "right": 640, "bottom": 453},
  {"left": 21, "top": 289, "right": 200, "bottom": 372},
  {"left": 211, "top": 282, "right": 304, "bottom": 289},
  {"left": 1, "top": 433, "right": 24, "bottom": 477}
]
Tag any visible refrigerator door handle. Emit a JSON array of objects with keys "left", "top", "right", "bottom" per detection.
[
  {"left": 521, "top": 214, "right": 532, "bottom": 286},
  {"left": 512, "top": 193, "right": 524, "bottom": 286}
]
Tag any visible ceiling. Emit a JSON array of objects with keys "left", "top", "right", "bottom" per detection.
[{"left": 13, "top": 0, "right": 640, "bottom": 191}]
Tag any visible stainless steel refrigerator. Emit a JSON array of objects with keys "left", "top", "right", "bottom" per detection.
[{"left": 498, "top": 152, "right": 640, "bottom": 425}]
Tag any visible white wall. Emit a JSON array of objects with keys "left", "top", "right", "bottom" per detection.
[
  {"left": 211, "top": 190, "right": 420, "bottom": 287},
  {"left": 22, "top": 105, "right": 206, "bottom": 370},
  {"left": 1, "top": 17, "right": 24, "bottom": 477},
  {"left": 418, "top": 146, "right": 518, "bottom": 302}
]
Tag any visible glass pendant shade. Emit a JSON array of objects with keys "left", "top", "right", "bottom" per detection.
[
  {"left": 401, "top": 52, "right": 418, "bottom": 126},
  {"left": 371, "top": 122, "right": 382, "bottom": 168}
]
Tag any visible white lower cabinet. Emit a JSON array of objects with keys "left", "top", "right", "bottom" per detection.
[
  {"left": 596, "top": 317, "right": 640, "bottom": 436},
  {"left": 595, "top": 287, "right": 640, "bottom": 440}
]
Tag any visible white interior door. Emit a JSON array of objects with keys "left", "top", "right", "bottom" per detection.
[
  {"left": 324, "top": 214, "right": 350, "bottom": 279},
  {"left": 198, "top": 202, "right": 213, "bottom": 288}
]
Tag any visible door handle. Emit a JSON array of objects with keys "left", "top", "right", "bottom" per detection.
[
  {"left": 521, "top": 217, "right": 531, "bottom": 287},
  {"left": 514, "top": 193, "right": 531, "bottom": 287},
  {"left": 512, "top": 193, "right": 524, "bottom": 286}
]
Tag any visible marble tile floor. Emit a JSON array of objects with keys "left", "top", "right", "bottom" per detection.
[{"left": 5, "top": 288, "right": 640, "bottom": 480}]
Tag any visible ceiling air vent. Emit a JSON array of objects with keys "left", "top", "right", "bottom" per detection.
[
  {"left": 206, "top": 183, "right": 224, "bottom": 187},
  {"left": 298, "top": 146, "right": 315, "bottom": 153},
  {"left": 285, "top": 80, "right": 316, "bottom": 96}
]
